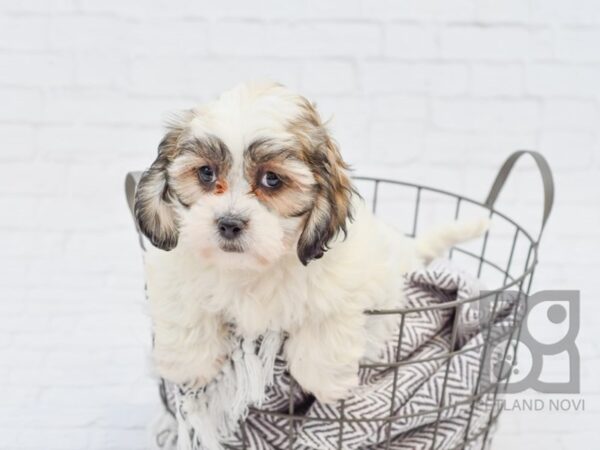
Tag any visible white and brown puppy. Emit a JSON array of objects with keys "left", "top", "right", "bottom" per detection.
[{"left": 135, "top": 81, "right": 487, "bottom": 403}]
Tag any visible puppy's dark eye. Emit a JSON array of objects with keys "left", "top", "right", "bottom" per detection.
[
  {"left": 261, "top": 171, "right": 281, "bottom": 188},
  {"left": 198, "top": 166, "right": 216, "bottom": 183}
]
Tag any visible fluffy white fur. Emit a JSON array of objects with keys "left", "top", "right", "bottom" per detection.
[{"left": 139, "top": 82, "right": 488, "bottom": 403}]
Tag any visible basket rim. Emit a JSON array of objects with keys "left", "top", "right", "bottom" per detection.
[{"left": 352, "top": 175, "right": 538, "bottom": 316}]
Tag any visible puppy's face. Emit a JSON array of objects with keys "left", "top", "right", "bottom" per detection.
[{"left": 135, "top": 82, "right": 353, "bottom": 270}]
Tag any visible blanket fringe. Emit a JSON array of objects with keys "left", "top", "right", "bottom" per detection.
[{"left": 176, "top": 331, "right": 282, "bottom": 450}]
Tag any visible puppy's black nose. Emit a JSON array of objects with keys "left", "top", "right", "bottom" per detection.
[{"left": 217, "top": 216, "right": 246, "bottom": 240}]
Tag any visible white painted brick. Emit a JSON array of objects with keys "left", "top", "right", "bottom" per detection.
[
  {"left": 0, "top": 331, "right": 13, "bottom": 350},
  {"left": 475, "top": 0, "right": 531, "bottom": 23},
  {"left": 271, "top": 22, "right": 382, "bottom": 57},
  {"left": 544, "top": 236, "right": 600, "bottom": 265},
  {"left": 531, "top": 0, "right": 600, "bottom": 25},
  {"left": 37, "top": 125, "right": 161, "bottom": 162},
  {"left": 314, "top": 96, "right": 368, "bottom": 124},
  {"left": 210, "top": 22, "right": 382, "bottom": 58},
  {"left": 94, "top": 404, "right": 156, "bottom": 429},
  {"left": 470, "top": 64, "right": 523, "bottom": 97},
  {"left": 130, "top": 56, "right": 300, "bottom": 97},
  {"left": 384, "top": 24, "right": 438, "bottom": 59},
  {"left": 0, "top": 125, "right": 36, "bottom": 161},
  {"left": 440, "top": 26, "right": 551, "bottom": 61},
  {"left": 64, "top": 232, "right": 138, "bottom": 259},
  {"left": 0, "top": 348, "right": 45, "bottom": 369},
  {"left": 432, "top": 99, "right": 540, "bottom": 131},
  {"left": 560, "top": 430, "right": 600, "bottom": 449},
  {"left": 541, "top": 100, "right": 599, "bottom": 131},
  {"left": 200, "top": 0, "right": 303, "bottom": 20},
  {"left": 300, "top": 61, "right": 358, "bottom": 94},
  {"left": 41, "top": 89, "right": 188, "bottom": 127},
  {"left": 0, "top": 428, "right": 20, "bottom": 449},
  {"left": 365, "top": 0, "right": 476, "bottom": 22},
  {"left": 74, "top": 51, "right": 129, "bottom": 88},
  {"left": 363, "top": 62, "right": 468, "bottom": 95},
  {"left": 369, "top": 121, "right": 426, "bottom": 164},
  {"left": 208, "top": 0, "right": 377, "bottom": 22},
  {"left": 369, "top": 95, "right": 429, "bottom": 122},
  {"left": 0, "top": 163, "right": 67, "bottom": 195},
  {"left": 129, "top": 19, "right": 209, "bottom": 56},
  {"left": 0, "top": 88, "right": 43, "bottom": 122},
  {"left": 0, "top": 289, "right": 27, "bottom": 313},
  {"left": 0, "top": 16, "right": 50, "bottom": 51},
  {"left": 530, "top": 28, "right": 555, "bottom": 60},
  {"left": 539, "top": 132, "right": 596, "bottom": 169},
  {"left": 310, "top": 96, "right": 370, "bottom": 163},
  {"left": 0, "top": 231, "right": 65, "bottom": 257},
  {"left": 300, "top": 0, "right": 364, "bottom": 19},
  {"left": 553, "top": 170, "right": 600, "bottom": 204},
  {"left": 78, "top": 0, "right": 160, "bottom": 17},
  {"left": 0, "top": 53, "right": 74, "bottom": 87},
  {"left": 0, "top": 407, "right": 101, "bottom": 428},
  {"left": 34, "top": 197, "right": 131, "bottom": 231},
  {"left": 417, "top": 0, "right": 477, "bottom": 22},
  {"left": 423, "top": 131, "right": 477, "bottom": 165},
  {"left": 556, "top": 29, "right": 600, "bottom": 62},
  {"left": 423, "top": 131, "right": 538, "bottom": 166},
  {"left": 48, "top": 15, "right": 126, "bottom": 51},
  {"left": 1, "top": 0, "right": 76, "bottom": 13},
  {"left": 89, "top": 429, "right": 147, "bottom": 450},
  {"left": 18, "top": 289, "right": 95, "bottom": 311},
  {"left": 526, "top": 64, "right": 600, "bottom": 97},
  {"left": 129, "top": 55, "right": 191, "bottom": 96},
  {"left": 17, "top": 430, "right": 89, "bottom": 450},
  {"left": 428, "top": 63, "right": 471, "bottom": 95},
  {"left": 46, "top": 347, "right": 146, "bottom": 369},
  {"left": 208, "top": 21, "right": 266, "bottom": 56},
  {"left": 40, "top": 386, "right": 142, "bottom": 407},
  {"left": 203, "top": 61, "right": 302, "bottom": 97},
  {"left": 65, "top": 162, "right": 142, "bottom": 198},
  {"left": 0, "top": 260, "right": 28, "bottom": 288}
]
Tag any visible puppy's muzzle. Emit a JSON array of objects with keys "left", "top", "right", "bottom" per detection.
[{"left": 217, "top": 216, "right": 247, "bottom": 240}]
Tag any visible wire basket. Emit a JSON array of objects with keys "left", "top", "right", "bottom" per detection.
[{"left": 126, "top": 150, "right": 554, "bottom": 450}]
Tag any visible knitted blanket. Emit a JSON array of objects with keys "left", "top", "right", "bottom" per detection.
[{"left": 149, "top": 260, "right": 519, "bottom": 450}]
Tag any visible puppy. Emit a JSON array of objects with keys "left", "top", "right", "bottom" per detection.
[{"left": 135, "top": 82, "right": 487, "bottom": 403}]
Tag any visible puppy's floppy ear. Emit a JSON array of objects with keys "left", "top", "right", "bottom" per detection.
[
  {"left": 134, "top": 131, "right": 181, "bottom": 251},
  {"left": 297, "top": 133, "right": 354, "bottom": 265}
]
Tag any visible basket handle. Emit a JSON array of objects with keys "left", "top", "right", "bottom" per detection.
[{"left": 484, "top": 150, "right": 554, "bottom": 243}]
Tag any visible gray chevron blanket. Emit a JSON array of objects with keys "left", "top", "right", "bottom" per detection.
[{"left": 150, "top": 260, "right": 518, "bottom": 450}]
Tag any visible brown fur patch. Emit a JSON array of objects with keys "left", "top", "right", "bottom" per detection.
[
  {"left": 135, "top": 123, "right": 233, "bottom": 250},
  {"left": 288, "top": 97, "right": 355, "bottom": 265},
  {"left": 168, "top": 135, "right": 233, "bottom": 205},
  {"left": 244, "top": 139, "right": 316, "bottom": 218},
  {"left": 135, "top": 141, "right": 181, "bottom": 250}
]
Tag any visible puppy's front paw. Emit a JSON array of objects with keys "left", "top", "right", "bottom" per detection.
[
  {"left": 154, "top": 350, "right": 226, "bottom": 388},
  {"left": 292, "top": 364, "right": 359, "bottom": 404},
  {"left": 187, "top": 355, "right": 228, "bottom": 389},
  {"left": 310, "top": 372, "right": 359, "bottom": 404}
]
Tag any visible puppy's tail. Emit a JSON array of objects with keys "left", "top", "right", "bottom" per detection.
[{"left": 416, "top": 217, "right": 489, "bottom": 263}]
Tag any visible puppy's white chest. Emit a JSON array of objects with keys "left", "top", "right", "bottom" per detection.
[{"left": 218, "top": 267, "right": 310, "bottom": 336}]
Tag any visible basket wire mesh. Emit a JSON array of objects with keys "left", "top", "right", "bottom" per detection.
[{"left": 127, "top": 150, "right": 554, "bottom": 450}]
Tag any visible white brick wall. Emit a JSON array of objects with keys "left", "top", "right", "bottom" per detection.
[{"left": 1, "top": 1, "right": 599, "bottom": 448}]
